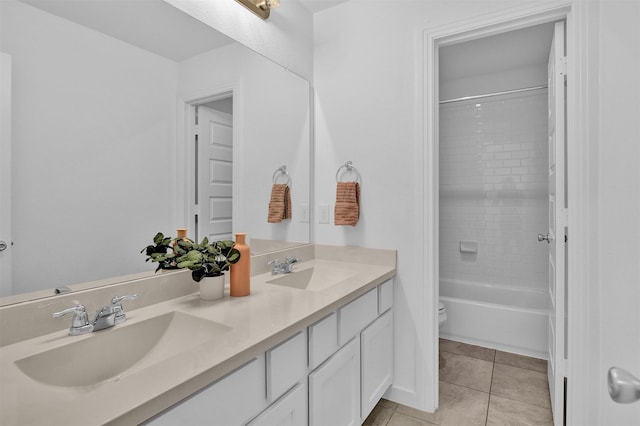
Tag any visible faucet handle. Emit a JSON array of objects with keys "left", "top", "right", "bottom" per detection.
[
  {"left": 111, "top": 294, "right": 138, "bottom": 305},
  {"left": 52, "top": 304, "right": 93, "bottom": 336},
  {"left": 110, "top": 294, "right": 138, "bottom": 325}
]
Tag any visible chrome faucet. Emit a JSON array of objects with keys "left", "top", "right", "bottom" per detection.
[
  {"left": 92, "top": 294, "right": 138, "bottom": 331},
  {"left": 53, "top": 294, "right": 138, "bottom": 335},
  {"left": 52, "top": 304, "right": 94, "bottom": 336},
  {"left": 269, "top": 256, "right": 301, "bottom": 275}
]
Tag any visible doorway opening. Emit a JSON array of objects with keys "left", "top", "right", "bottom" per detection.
[
  {"left": 186, "top": 93, "right": 234, "bottom": 243},
  {"left": 427, "top": 11, "right": 569, "bottom": 426}
]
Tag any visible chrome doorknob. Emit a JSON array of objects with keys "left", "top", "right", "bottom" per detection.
[
  {"left": 537, "top": 233, "right": 552, "bottom": 243},
  {"left": 608, "top": 367, "right": 640, "bottom": 403},
  {"left": 0, "top": 240, "right": 7, "bottom": 251}
]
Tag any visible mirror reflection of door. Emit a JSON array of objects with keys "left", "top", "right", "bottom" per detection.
[{"left": 192, "top": 98, "right": 233, "bottom": 243}]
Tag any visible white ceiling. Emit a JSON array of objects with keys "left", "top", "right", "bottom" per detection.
[
  {"left": 440, "top": 22, "right": 555, "bottom": 82},
  {"left": 297, "top": 0, "right": 349, "bottom": 13},
  {"left": 19, "top": 0, "right": 234, "bottom": 62},
  {"left": 18, "top": 0, "right": 350, "bottom": 62}
]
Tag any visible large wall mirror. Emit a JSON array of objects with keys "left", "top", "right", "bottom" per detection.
[{"left": 0, "top": 0, "right": 311, "bottom": 301}]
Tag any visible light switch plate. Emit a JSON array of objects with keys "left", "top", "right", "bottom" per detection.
[
  {"left": 301, "top": 204, "right": 310, "bottom": 223},
  {"left": 319, "top": 204, "right": 330, "bottom": 224}
]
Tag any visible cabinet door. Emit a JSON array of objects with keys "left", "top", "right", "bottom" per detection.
[
  {"left": 144, "top": 356, "right": 267, "bottom": 425},
  {"left": 361, "top": 310, "right": 393, "bottom": 421},
  {"left": 248, "top": 383, "right": 307, "bottom": 426},
  {"left": 309, "top": 337, "right": 360, "bottom": 426},
  {"left": 267, "top": 331, "right": 307, "bottom": 402}
]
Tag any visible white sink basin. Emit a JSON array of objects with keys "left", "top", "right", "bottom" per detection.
[
  {"left": 266, "top": 266, "right": 356, "bottom": 292},
  {"left": 15, "top": 311, "right": 231, "bottom": 388}
]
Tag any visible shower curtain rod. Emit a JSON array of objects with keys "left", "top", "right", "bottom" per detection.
[{"left": 439, "top": 85, "right": 548, "bottom": 105}]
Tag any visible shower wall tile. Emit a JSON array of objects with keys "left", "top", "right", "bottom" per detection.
[{"left": 439, "top": 91, "right": 549, "bottom": 291}]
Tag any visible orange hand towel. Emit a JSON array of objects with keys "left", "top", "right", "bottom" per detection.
[
  {"left": 334, "top": 181, "right": 360, "bottom": 226},
  {"left": 268, "top": 184, "right": 292, "bottom": 223}
]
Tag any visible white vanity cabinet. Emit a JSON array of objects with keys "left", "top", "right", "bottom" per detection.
[
  {"left": 309, "top": 337, "right": 361, "bottom": 426},
  {"left": 145, "top": 279, "right": 393, "bottom": 426},
  {"left": 308, "top": 279, "right": 394, "bottom": 425},
  {"left": 248, "top": 383, "right": 307, "bottom": 426},
  {"left": 360, "top": 309, "right": 393, "bottom": 420},
  {"left": 144, "top": 355, "right": 269, "bottom": 426}
]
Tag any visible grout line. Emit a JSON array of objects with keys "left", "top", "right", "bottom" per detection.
[
  {"left": 485, "top": 359, "right": 496, "bottom": 425},
  {"left": 493, "top": 359, "right": 547, "bottom": 374},
  {"left": 488, "top": 392, "right": 553, "bottom": 410},
  {"left": 439, "top": 379, "right": 491, "bottom": 395}
]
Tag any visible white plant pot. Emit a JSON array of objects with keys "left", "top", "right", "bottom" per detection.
[{"left": 198, "top": 274, "right": 225, "bottom": 300}]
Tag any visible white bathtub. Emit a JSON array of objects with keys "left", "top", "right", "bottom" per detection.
[{"left": 439, "top": 278, "right": 550, "bottom": 359}]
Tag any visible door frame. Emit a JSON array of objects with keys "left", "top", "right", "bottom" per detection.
[
  {"left": 421, "top": 1, "right": 598, "bottom": 423},
  {"left": 175, "top": 82, "right": 241, "bottom": 237},
  {"left": 0, "top": 52, "right": 12, "bottom": 296}
]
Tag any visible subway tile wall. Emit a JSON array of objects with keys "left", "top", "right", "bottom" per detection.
[{"left": 439, "top": 90, "right": 549, "bottom": 291}]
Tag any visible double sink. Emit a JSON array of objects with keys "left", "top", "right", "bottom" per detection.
[
  {"left": 14, "top": 260, "right": 358, "bottom": 389},
  {"left": 0, "top": 252, "right": 395, "bottom": 425}
]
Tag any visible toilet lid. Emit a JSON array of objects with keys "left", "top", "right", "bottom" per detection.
[{"left": 438, "top": 301, "right": 445, "bottom": 311}]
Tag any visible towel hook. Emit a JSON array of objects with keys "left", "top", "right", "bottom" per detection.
[
  {"left": 336, "top": 161, "right": 361, "bottom": 183},
  {"left": 272, "top": 165, "right": 291, "bottom": 185}
]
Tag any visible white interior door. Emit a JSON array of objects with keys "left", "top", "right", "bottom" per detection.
[
  {"left": 0, "top": 52, "right": 12, "bottom": 296},
  {"left": 599, "top": 0, "right": 640, "bottom": 421},
  {"left": 196, "top": 106, "right": 233, "bottom": 242},
  {"left": 545, "top": 20, "right": 567, "bottom": 426}
]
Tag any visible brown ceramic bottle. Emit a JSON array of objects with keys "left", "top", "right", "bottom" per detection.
[{"left": 230, "top": 233, "right": 250, "bottom": 297}]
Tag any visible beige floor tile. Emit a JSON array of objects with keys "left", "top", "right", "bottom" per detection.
[
  {"left": 439, "top": 351, "right": 494, "bottom": 392},
  {"left": 439, "top": 339, "right": 496, "bottom": 362},
  {"left": 491, "top": 363, "right": 551, "bottom": 408},
  {"left": 378, "top": 398, "right": 399, "bottom": 410},
  {"left": 487, "top": 394, "right": 553, "bottom": 426},
  {"left": 387, "top": 412, "right": 437, "bottom": 426},
  {"left": 495, "top": 350, "right": 547, "bottom": 373},
  {"left": 397, "top": 382, "right": 489, "bottom": 426},
  {"left": 363, "top": 405, "right": 395, "bottom": 426}
]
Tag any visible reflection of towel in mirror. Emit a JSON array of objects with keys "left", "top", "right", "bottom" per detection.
[
  {"left": 268, "top": 184, "right": 292, "bottom": 223},
  {"left": 334, "top": 182, "right": 360, "bottom": 226}
]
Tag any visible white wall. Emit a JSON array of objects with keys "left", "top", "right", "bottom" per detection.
[
  {"left": 313, "top": 0, "right": 572, "bottom": 412},
  {"left": 1, "top": 0, "right": 178, "bottom": 293},
  {"left": 439, "top": 90, "right": 549, "bottom": 292},
  {"left": 163, "top": 0, "right": 313, "bottom": 80},
  {"left": 177, "top": 43, "right": 311, "bottom": 247}
]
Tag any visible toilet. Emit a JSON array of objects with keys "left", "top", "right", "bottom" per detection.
[
  {"left": 438, "top": 301, "right": 447, "bottom": 368},
  {"left": 438, "top": 301, "right": 447, "bottom": 328}
]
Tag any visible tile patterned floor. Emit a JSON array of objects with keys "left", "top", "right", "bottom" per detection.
[{"left": 364, "top": 339, "right": 553, "bottom": 426}]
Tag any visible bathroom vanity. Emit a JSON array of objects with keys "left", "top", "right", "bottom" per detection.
[{"left": 0, "top": 245, "right": 395, "bottom": 426}]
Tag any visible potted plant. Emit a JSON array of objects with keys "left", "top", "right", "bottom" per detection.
[
  {"left": 176, "top": 237, "right": 241, "bottom": 300},
  {"left": 141, "top": 232, "right": 180, "bottom": 272},
  {"left": 141, "top": 232, "right": 195, "bottom": 272}
]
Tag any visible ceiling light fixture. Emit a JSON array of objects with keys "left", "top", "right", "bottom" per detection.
[{"left": 235, "top": 0, "right": 280, "bottom": 20}]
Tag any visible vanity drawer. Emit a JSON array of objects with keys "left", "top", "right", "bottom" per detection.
[
  {"left": 266, "top": 331, "right": 307, "bottom": 402},
  {"left": 378, "top": 279, "right": 393, "bottom": 314},
  {"left": 338, "top": 288, "right": 378, "bottom": 346},
  {"left": 145, "top": 355, "right": 267, "bottom": 425},
  {"left": 308, "top": 312, "right": 338, "bottom": 370}
]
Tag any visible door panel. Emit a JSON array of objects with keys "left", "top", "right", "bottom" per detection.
[
  {"left": 546, "top": 20, "right": 566, "bottom": 426},
  {"left": 197, "top": 106, "right": 233, "bottom": 242},
  {"left": 598, "top": 0, "right": 640, "bottom": 422}
]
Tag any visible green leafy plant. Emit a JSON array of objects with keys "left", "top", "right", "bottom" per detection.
[
  {"left": 176, "top": 237, "right": 241, "bottom": 282},
  {"left": 141, "top": 232, "right": 194, "bottom": 272}
]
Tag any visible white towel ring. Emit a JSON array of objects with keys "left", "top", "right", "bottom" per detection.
[
  {"left": 336, "top": 161, "right": 361, "bottom": 183},
  {"left": 272, "top": 165, "right": 291, "bottom": 185}
]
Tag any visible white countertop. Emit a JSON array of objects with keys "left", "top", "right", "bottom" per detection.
[{"left": 0, "top": 248, "right": 395, "bottom": 426}]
